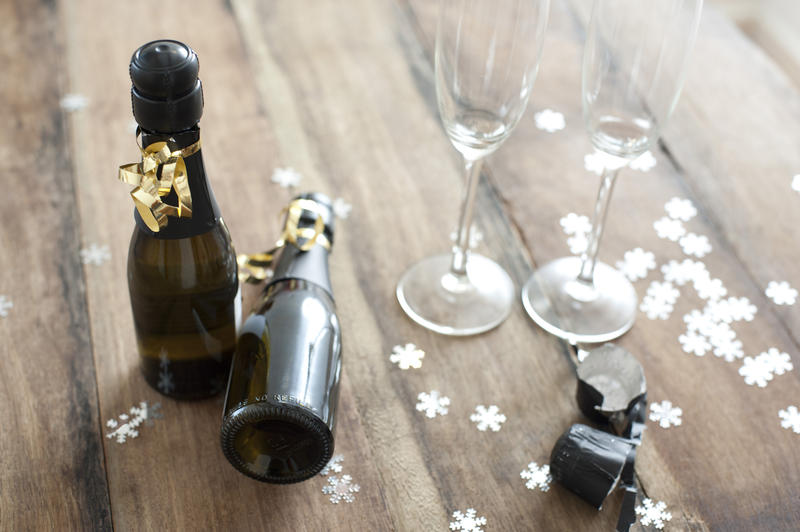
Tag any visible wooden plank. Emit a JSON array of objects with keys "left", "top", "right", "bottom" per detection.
[
  {"left": 0, "top": 0, "right": 112, "bottom": 529},
  {"left": 403, "top": 0, "right": 800, "bottom": 529},
  {"left": 59, "top": 0, "right": 393, "bottom": 530}
]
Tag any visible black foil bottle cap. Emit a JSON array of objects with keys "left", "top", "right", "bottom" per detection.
[{"left": 130, "top": 40, "right": 204, "bottom": 132}]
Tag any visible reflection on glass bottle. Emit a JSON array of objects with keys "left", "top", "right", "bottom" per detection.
[
  {"left": 123, "top": 40, "right": 240, "bottom": 399},
  {"left": 221, "top": 194, "right": 342, "bottom": 483}
]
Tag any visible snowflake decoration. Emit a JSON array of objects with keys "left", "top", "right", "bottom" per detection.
[
  {"left": 664, "top": 197, "right": 697, "bottom": 221},
  {"left": 765, "top": 281, "right": 797, "bottom": 305},
  {"left": 520, "top": 461, "right": 552, "bottom": 492},
  {"left": 694, "top": 277, "right": 727, "bottom": 301},
  {"left": 584, "top": 150, "right": 627, "bottom": 175},
  {"left": 332, "top": 197, "right": 352, "bottom": 219},
  {"left": 679, "top": 233, "right": 711, "bottom": 258},
  {"left": 321, "top": 474, "right": 360, "bottom": 504},
  {"left": 567, "top": 233, "right": 589, "bottom": 255},
  {"left": 105, "top": 401, "right": 162, "bottom": 444},
  {"left": 738, "top": 356, "right": 774, "bottom": 388},
  {"left": 320, "top": 454, "right": 344, "bottom": 475},
  {"left": 534, "top": 108, "right": 565, "bottom": 132},
  {"left": 80, "top": 244, "right": 111, "bottom": 265},
  {"left": 650, "top": 400, "right": 683, "bottom": 429},
  {"left": 615, "top": 247, "right": 656, "bottom": 281},
  {"left": 792, "top": 175, "right": 800, "bottom": 193},
  {"left": 416, "top": 390, "right": 450, "bottom": 418},
  {"left": 630, "top": 150, "right": 657, "bottom": 172},
  {"left": 683, "top": 310, "right": 717, "bottom": 336},
  {"left": 725, "top": 297, "right": 757, "bottom": 322},
  {"left": 450, "top": 223, "right": 484, "bottom": 249},
  {"left": 702, "top": 299, "right": 733, "bottom": 324},
  {"left": 449, "top": 508, "right": 487, "bottom": 532},
  {"left": 779, "top": 405, "right": 800, "bottom": 434},
  {"left": 60, "top": 93, "right": 89, "bottom": 112},
  {"left": 389, "top": 343, "right": 425, "bottom": 370},
  {"left": 679, "top": 330, "right": 711, "bottom": 356},
  {"left": 156, "top": 348, "right": 175, "bottom": 394},
  {"left": 271, "top": 167, "right": 302, "bottom": 188},
  {"left": 712, "top": 337, "right": 744, "bottom": 362},
  {"left": 653, "top": 216, "right": 686, "bottom": 242},
  {"left": 760, "top": 347, "right": 793, "bottom": 375},
  {"left": 470, "top": 405, "right": 507, "bottom": 432},
  {"left": 0, "top": 295, "right": 13, "bottom": 318},
  {"left": 635, "top": 498, "right": 672, "bottom": 530},
  {"left": 662, "top": 259, "right": 705, "bottom": 286},
  {"left": 559, "top": 213, "right": 592, "bottom": 235},
  {"left": 640, "top": 295, "right": 674, "bottom": 320}
]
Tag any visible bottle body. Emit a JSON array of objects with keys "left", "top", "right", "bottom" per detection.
[{"left": 128, "top": 219, "right": 240, "bottom": 399}]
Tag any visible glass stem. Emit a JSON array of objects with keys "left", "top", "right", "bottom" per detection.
[
  {"left": 450, "top": 157, "right": 484, "bottom": 276},
  {"left": 577, "top": 166, "right": 621, "bottom": 284}
]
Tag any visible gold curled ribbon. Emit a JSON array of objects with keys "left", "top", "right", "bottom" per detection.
[
  {"left": 237, "top": 198, "right": 331, "bottom": 283},
  {"left": 118, "top": 130, "right": 201, "bottom": 232}
]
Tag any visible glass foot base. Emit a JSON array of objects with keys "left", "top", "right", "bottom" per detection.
[
  {"left": 522, "top": 256, "right": 637, "bottom": 344},
  {"left": 396, "top": 253, "right": 514, "bottom": 336}
]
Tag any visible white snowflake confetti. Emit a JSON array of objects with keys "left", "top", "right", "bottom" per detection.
[
  {"left": 389, "top": 343, "right": 425, "bottom": 370},
  {"left": 332, "top": 197, "right": 352, "bottom": 219},
  {"left": 321, "top": 474, "right": 360, "bottom": 504},
  {"left": 765, "top": 281, "right": 797, "bottom": 306},
  {"left": 779, "top": 405, "right": 800, "bottom": 434},
  {"left": 665, "top": 197, "right": 697, "bottom": 222},
  {"left": 712, "top": 337, "right": 744, "bottom": 362},
  {"left": 792, "top": 175, "right": 800, "bottom": 193},
  {"left": 694, "top": 277, "right": 727, "bottom": 301},
  {"left": 615, "top": 248, "right": 656, "bottom": 281},
  {"left": 520, "top": 461, "right": 552, "bottom": 492},
  {"left": 449, "top": 508, "right": 487, "bottom": 532},
  {"left": 662, "top": 259, "right": 704, "bottom": 286},
  {"left": 679, "top": 330, "right": 711, "bottom": 357},
  {"left": 0, "top": 295, "right": 13, "bottom": 317},
  {"left": 270, "top": 167, "right": 302, "bottom": 188},
  {"left": 105, "top": 401, "right": 162, "bottom": 444},
  {"left": 584, "top": 150, "right": 627, "bottom": 175},
  {"left": 649, "top": 400, "right": 683, "bottom": 429},
  {"left": 647, "top": 281, "right": 680, "bottom": 304},
  {"left": 679, "top": 233, "right": 711, "bottom": 258},
  {"left": 702, "top": 299, "right": 733, "bottom": 324},
  {"left": 739, "top": 356, "right": 774, "bottom": 388},
  {"left": 567, "top": 233, "right": 589, "bottom": 255},
  {"left": 653, "top": 216, "right": 687, "bottom": 242},
  {"left": 725, "top": 297, "right": 757, "bottom": 322},
  {"left": 320, "top": 454, "right": 344, "bottom": 476},
  {"left": 629, "top": 150, "right": 657, "bottom": 172},
  {"left": 416, "top": 390, "right": 450, "bottom": 418},
  {"left": 80, "top": 244, "right": 111, "bottom": 266},
  {"left": 683, "top": 310, "right": 716, "bottom": 336},
  {"left": 157, "top": 348, "right": 175, "bottom": 394},
  {"left": 60, "top": 93, "right": 89, "bottom": 112},
  {"left": 760, "top": 348, "right": 793, "bottom": 376},
  {"left": 559, "top": 213, "right": 592, "bottom": 235},
  {"left": 534, "top": 108, "right": 565, "bottom": 132},
  {"left": 640, "top": 295, "right": 674, "bottom": 320},
  {"left": 635, "top": 498, "right": 672, "bottom": 530},
  {"left": 450, "top": 224, "right": 484, "bottom": 249},
  {"left": 470, "top": 405, "right": 507, "bottom": 432}
]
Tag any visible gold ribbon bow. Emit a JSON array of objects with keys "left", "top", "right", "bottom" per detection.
[
  {"left": 238, "top": 198, "right": 331, "bottom": 283},
  {"left": 118, "top": 130, "right": 201, "bottom": 232}
]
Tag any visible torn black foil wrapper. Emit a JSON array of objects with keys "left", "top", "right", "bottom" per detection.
[{"left": 550, "top": 344, "right": 647, "bottom": 532}]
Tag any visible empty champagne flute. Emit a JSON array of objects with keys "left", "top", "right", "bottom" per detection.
[
  {"left": 397, "top": 0, "right": 550, "bottom": 336},
  {"left": 522, "top": 0, "right": 703, "bottom": 343}
]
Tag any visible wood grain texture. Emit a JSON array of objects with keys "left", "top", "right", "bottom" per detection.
[
  {"left": 2, "top": 0, "right": 798, "bottom": 530},
  {"left": 0, "top": 0, "right": 111, "bottom": 529}
]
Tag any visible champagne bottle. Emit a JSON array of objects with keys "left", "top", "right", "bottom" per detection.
[
  {"left": 124, "top": 40, "right": 240, "bottom": 399},
  {"left": 220, "top": 193, "right": 342, "bottom": 483}
]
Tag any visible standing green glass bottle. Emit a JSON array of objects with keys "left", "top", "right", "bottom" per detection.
[{"left": 121, "top": 40, "right": 240, "bottom": 399}]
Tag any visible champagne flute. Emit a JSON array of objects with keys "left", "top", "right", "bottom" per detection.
[
  {"left": 522, "top": 0, "right": 703, "bottom": 343},
  {"left": 397, "top": 0, "right": 550, "bottom": 336}
]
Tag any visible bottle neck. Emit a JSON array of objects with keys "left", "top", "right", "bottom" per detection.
[
  {"left": 134, "top": 126, "right": 221, "bottom": 239},
  {"left": 268, "top": 244, "right": 333, "bottom": 298}
]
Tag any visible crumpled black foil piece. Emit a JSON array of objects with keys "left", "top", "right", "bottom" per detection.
[{"left": 550, "top": 344, "right": 648, "bottom": 532}]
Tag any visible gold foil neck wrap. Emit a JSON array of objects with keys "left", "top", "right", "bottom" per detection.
[
  {"left": 118, "top": 130, "right": 201, "bottom": 232},
  {"left": 238, "top": 198, "right": 331, "bottom": 284}
]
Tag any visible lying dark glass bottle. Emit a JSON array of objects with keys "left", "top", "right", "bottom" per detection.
[{"left": 220, "top": 194, "right": 342, "bottom": 483}]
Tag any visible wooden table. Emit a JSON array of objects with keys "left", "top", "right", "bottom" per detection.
[{"left": 2, "top": 0, "right": 798, "bottom": 530}]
